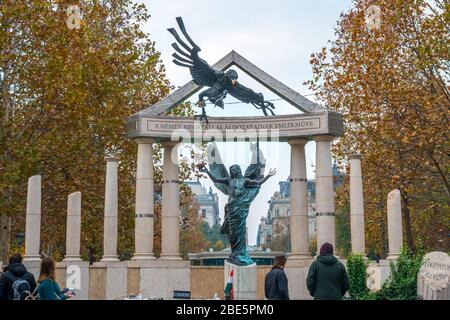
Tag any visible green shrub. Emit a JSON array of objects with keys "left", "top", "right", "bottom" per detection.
[
  {"left": 347, "top": 254, "right": 369, "bottom": 299},
  {"left": 374, "top": 247, "right": 425, "bottom": 300}
]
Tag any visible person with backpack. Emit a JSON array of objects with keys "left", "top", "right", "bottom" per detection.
[
  {"left": 37, "top": 257, "right": 73, "bottom": 300},
  {"left": 306, "top": 242, "right": 350, "bottom": 300},
  {"left": 0, "top": 254, "right": 37, "bottom": 300}
]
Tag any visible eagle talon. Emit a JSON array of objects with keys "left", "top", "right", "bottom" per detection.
[
  {"left": 193, "top": 114, "right": 209, "bottom": 123},
  {"left": 194, "top": 108, "right": 209, "bottom": 123}
]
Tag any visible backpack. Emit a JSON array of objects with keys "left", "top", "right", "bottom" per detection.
[{"left": 12, "top": 277, "right": 31, "bottom": 300}]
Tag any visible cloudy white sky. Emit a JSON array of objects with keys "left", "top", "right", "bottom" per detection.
[{"left": 137, "top": 0, "right": 353, "bottom": 245}]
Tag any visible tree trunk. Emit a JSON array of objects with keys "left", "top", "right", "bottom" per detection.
[
  {"left": 401, "top": 193, "right": 415, "bottom": 251},
  {"left": 0, "top": 213, "right": 12, "bottom": 264}
]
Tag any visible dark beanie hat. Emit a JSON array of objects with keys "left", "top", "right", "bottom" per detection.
[{"left": 320, "top": 242, "right": 333, "bottom": 255}]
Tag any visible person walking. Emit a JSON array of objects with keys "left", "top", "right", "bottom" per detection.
[
  {"left": 264, "top": 255, "right": 290, "bottom": 300},
  {"left": 306, "top": 242, "right": 350, "bottom": 300},
  {"left": 37, "top": 257, "right": 73, "bottom": 300},
  {"left": 0, "top": 254, "right": 37, "bottom": 300}
]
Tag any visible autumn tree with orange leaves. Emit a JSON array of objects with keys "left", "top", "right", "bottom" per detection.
[
  {"left": 307, "top": 0, "right": 449, "bottom": 257},
  {"left": 0, "top": 1, "right": 208, "bottom": 262}
]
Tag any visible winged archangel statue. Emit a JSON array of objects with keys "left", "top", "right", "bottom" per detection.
[
  {"left": 168, "top": 17, "right": 276, "bottom": 122},
  {"left": 197, "top": 142, "right": 276, "bottom": 266}
]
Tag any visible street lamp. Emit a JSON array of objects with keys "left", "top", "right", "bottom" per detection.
[{"left": 16, "top": 232, "right": 25, "bottom": 253}]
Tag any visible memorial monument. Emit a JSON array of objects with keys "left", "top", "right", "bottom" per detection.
[
  {"left": 198, "top": 142, "right": 275, "bottom": 266},
  {"left": 124, "top": 16, "right": 343, "bottom": 299},
  {"left": 22, "top": 16, "right": 346, "bottom": 300}
]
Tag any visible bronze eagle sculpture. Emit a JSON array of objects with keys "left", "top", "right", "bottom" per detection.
[{"left": 168, "top": 17, "right": 275, "bottom": 122}]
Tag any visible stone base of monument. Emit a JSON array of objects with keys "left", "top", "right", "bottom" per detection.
[
  {"left": 417, "top": 252, "right": 450, "bottom": 300},
  {"left": 285, "top": 258, "right": 314, "bottom": 299},
  {"left": 224, "top": 261, "right": 256, "bottom": 300},
  {"left": 93, "top": 261, "right": 128, "bottom": 300},
  {"left": 129, "top": 259, "right": 190, "bottom": 300},
  {"left": 55, "top": 260, "right": 90, "bottom": 300},
  {"left": 22, "top": 260, "right": 41, "bottom": 280}
]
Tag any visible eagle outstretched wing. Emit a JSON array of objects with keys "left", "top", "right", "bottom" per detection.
[
  {"left": 228, "top": 82, "right": 265, "bottom": 105},
  {"left": 168, "top": 17, "right": 223, "bottom": 87},
  {"left": 228, "top": 82, "right": 276, "bottom": 116},
  {"left": 206, "top": 142, "right": 229, "bottom": 196}
]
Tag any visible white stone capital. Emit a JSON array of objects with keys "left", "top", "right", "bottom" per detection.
[
  {"left": 349, "top": 153, "right": 362, "bottom": 160},
  {"left": 288, "top": 138, "right": 308, "bottom": 146},
  {"left": 135, "top": 137, "right": 155, "bottom": 144},
  {"left": 162, "top": 140, "right": 180, "bottom": 147},
  {"left": 313, "top": 134, "right": 334, "bottom": 142},
  {"left": 105, "top": 155, "right": 119, "bottom": 163}
]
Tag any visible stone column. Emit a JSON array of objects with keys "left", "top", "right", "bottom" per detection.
[
  {"left": 24, "top": 175, "right": 41, "bottom": 261},
  {"left": 161, "top": 141, "right": 182, "bottom": 260},
  {"left": 387, "top": 189, "right": 403, "bottom": 259},
  {"left": 314, "top": 135, "right": 336, "bottom": 251},
  {"left": 60, "top": 189, "right": 90, "bottom": 300},
  {"left": 101, "top": 156, "right": 119, "bottom": 262},
  {"left": 132, "top": 138, "right": 156, "bottom": 260},
  {"left": 288, "top": 139, "right": 309, "bottom": 259},
  {"left": 349, "top": 154, "right": 366, "bottom": 255},
  {"left": 64, "top": 192, "right": 82, "bottom": 261}
]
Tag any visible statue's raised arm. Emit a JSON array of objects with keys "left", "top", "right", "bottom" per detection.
[{"left": 198, "top": 164, "right": 229, "bottom": 185}]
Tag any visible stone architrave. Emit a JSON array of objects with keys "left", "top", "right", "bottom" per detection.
[
  {"left": 387, "top": 189, "right": 403, "bottom": 259},
  {"left": 417, "top": 252, "right": 450, "bottom": 300},
  {"left": 224, "top": 261, "right": 257, "bottom": 300},
  {"left": 24, "top": 175, "right": 42, "bottom": 262}
]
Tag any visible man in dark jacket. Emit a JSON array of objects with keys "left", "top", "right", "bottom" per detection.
[
  {"left": 264, "top": 255, "right": 289, "bottom": 300},
  {"left": 306, "top": 243, "right": 349, "bottom": 300},
  {"left": 0, "top": 254, "right": 37, "bottom": 300}
]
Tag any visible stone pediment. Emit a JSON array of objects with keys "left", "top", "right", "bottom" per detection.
[{"left": 126, "top": 50, "right": 343, "bottom": 140}]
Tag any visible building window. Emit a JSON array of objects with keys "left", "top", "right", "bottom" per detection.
[{"left": 201, "top": 209, "right": 206, "bottom": 218}]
